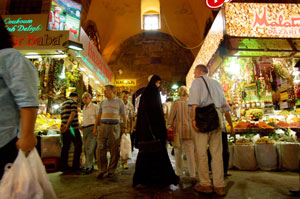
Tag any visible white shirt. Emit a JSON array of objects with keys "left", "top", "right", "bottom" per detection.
[{"left": 82, "top": 102, "right": 98, "bottom": 127}]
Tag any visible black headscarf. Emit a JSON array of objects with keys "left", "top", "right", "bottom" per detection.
[{"left": 135, "top": 75, "right": 167, "bottom": 144}]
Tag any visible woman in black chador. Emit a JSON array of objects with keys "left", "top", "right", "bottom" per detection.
[{"left": 133, "top": 75, "right": 179, "bottom": 188}]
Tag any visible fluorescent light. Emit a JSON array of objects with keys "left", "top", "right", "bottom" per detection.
[
  {"left": 171, "top": 84, "right": 179, "bottom": 89},
  {"left": 88, "top": 75, "right": 94, "bottom": 79},
  {"left": 80, "top": 67, "right": 86, "bottom": 71},
  {"left": 95, "top": 81, "right": 100, "bottom": 84},
  {"left": 53, "top": 104, "right": 60, "bottom": 110},
  {"left": 52, "top": 54, "right": 67, "bottom": 58},
  {"left": 25, "top": 54, "right": 41, "bottom": 59},
  {"left": 57, "top": 50, "right": 64, "bottom": 54},
  {"left": 68, "top": 45, "right": 83, "bottom": 51}
]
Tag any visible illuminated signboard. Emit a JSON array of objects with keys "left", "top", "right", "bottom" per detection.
[
  {"left": 48, "top": 0, "right": 81, "bottom": 38},
  {"left": 12, "top": 31, "right": 69, "bottom": 49},
  {"left": 3, "top": 14, "right": 47, "bottom": 33},
  {"left": 206, "top": 0, "right": 232, "bottom": 9},
  {"left": 225, "top": 3, "right": 300, "bottom": 38},
  {"left": 115, "top": 79, "right": 136, "bottom": 87}
]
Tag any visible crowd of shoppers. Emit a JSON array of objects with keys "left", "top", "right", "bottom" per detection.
[{"left": 0, "top": 16, "right": 234, "bottom": 195}]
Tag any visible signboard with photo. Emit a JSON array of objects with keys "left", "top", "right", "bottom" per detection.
[{"left": 48, "top": 0, "right": 81, "bottom": 38}]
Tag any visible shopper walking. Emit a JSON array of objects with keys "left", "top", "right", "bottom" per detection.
[
  {"left": 60, "top": 92, "right": 82, "bottom": 173},
  {"left": 81, "top": 92, "right": 98, "bottom": 174},
  {"left": 168, "top": 86, "right": 197, "bottom": 185},
  {"left": 120, "top": 91, "right": 134, "bottom": 169},
  {"left": 189, "top": 64, "right": 234, "bottom": 196},
  {"left": 133, "top": 75, "right": 179, "bottom": 188},
  {"left": 93, "top": 85, "right": 126, "bottom": 179},
  {"left": 0, "top": 16, "right": 39, "bottom": 179}
]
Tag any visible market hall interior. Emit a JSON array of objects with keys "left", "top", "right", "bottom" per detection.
[{"left": 1, "top": 0, "right": 300, "bottom": 199}]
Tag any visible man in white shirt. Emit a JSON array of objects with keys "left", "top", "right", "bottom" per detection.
[
  {"left": 82, "top": 92, "right": 98, "bottom": 174},
  {"left": 120, "top": 91, "right": 134, "bottom": 169}
]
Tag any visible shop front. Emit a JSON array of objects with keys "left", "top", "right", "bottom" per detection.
[{"left": 186, "top": 3, "right": 300, "bottom": 171}]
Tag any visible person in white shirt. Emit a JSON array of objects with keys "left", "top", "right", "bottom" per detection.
[
  {"left": 120, "top": 91, "right": 134, "bottom": 169},
  {"left": 82, "top": 92, "right": 98, "bottom": 174}
]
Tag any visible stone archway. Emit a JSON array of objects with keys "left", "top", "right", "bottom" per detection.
[{"left": 108, "top": 32, "right": 194, "bottom": 94}]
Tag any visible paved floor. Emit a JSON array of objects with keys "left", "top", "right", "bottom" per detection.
[{"left": 48, "top": 149, "right": 300, "bottom": 199}]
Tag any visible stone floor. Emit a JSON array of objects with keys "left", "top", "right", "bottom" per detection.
[{"left": 48, "top": 149, "right": 300, "bottom": 199}]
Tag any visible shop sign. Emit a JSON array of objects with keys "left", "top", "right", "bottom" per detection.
[
  {"left": 115, "top": 79, "right": 136, "bottom": 87},
  {"left": 48, "top": 0, "right": 82, "bottom": 38},
  {"left": 225, "top": 3, "right": 300, "bottom": 38},
  {"left": 79, "top": 28, "right": 112, "bottom": 82},
  {"left": 12, "top": 31, "right": 69, "bottom": 50},
  {"left": 206, "top": 0, "right": 232, "bottom": 9},
  {"left": 3, "top": 14, "right": 48, "bottom": 33}
]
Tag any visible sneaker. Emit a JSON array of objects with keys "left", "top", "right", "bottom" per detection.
[
  {"left": 123, "top": 164, "right": 129, "bottom": 169},
  {"left": 194, "top": 185, "right": 213, "bottom": 194},
  {"left": 214, "top": 187, "right": 226, "bottom": 196}
]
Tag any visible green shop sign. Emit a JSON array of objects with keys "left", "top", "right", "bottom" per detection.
[{"left": 3, "top": 14, "right": 48, "bottom": 33}]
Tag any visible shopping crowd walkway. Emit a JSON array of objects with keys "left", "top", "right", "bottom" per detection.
[{"left": 48, "top": 149, "right": 299, "bottom": 199}]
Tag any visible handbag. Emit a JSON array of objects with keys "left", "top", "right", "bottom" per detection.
[
  {"left": 167, "top": 127, "right": 174, "bottom": 141},
  {"left": 138, "top": 115, "right": 163, "bottom": 153},
  {"left": 195, "top": 76, "right": 219, "bottom": 133}
]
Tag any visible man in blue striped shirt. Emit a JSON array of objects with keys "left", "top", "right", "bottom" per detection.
[{"left": 94, "top": 85, "right": 126, "bottom": 179}]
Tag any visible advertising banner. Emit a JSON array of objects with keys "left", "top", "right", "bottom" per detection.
[
  {"left": 48, "top": 0, "right": 81, "bottom": 38},
  {"left": 4, "top": 14, "right": 69, "bottom": 50},
  {"left": 225, "top": 3, "right": 300, "bottom": 38},
  {"left": 71, "top": 28, "right": 112, "bottom": 84},
  {"left": 3, "top": 14, "right": 47, "bottom": 33}
]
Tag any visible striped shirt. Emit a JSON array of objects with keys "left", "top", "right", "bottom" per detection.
[
  {"left": 168, "top": 97, "right": 192, "bottom": 139},
  {"left": 99, "top": 97, "right": 125, "bottom": 124},
  {"left": 61, "top": 99, "right": 79, "bottom": 129}
]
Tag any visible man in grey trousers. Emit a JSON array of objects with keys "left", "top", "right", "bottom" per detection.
[{"left": 82, "top": 92, "right": 98, "bottom": 174}]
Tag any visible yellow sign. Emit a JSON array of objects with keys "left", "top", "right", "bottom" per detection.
[
  {"left": 225, "top": 3, "right": 300, "bottom": 38},
  {"left": 115, "top": 79, "right": 136, "bottom": 87}
]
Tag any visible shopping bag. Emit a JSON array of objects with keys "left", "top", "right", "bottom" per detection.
[
  {"left": 120, "top": 134, "right": 132, "bottom": 159},
  {"left": 0, "top": 150, "right": 43, "bottom": 199},
  {"left": 167, "top": 127, "right": 174, "bottom": 141},
  {"left": 28, "top": 148, "right": 57, "bottom": 199}
]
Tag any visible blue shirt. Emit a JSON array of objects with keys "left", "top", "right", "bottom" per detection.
[
  {"left": 188, "top": 75, "right": 230, "bottom": 112},
  {"left": 0, "top": 48, "right": 38, "bottom": 148},
  {"left": 99, "top": 97, "right": 125, "bottom": 124}
]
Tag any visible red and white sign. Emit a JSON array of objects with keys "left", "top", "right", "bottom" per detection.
[
  {"left": 206, "top": 0, "right": 232, "bottom": 9},
  {"left": 225, "top": 3, "right": 300, "bottom": 38}
]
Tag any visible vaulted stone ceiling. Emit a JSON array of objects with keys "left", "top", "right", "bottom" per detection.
[
  {"left": 85, "top": 0, "right": 213, "bottom": 91},
  {"left": 86, "top": 0, "right": 213, "bottom": 63}
]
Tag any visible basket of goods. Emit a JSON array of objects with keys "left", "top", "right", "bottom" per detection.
[
  {"left": 276, "top": 130, "right": 300, "bottom": 171},
  {"left": 233, "top": 138, "right": 257, "bottom": 170},
  {"left": 255, "top": 137, "right": 277, "bottom": 171}
]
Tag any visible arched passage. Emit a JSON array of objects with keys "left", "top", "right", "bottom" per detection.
[{"left": 108, "top": 32, "right": 194, "bottom": 93}]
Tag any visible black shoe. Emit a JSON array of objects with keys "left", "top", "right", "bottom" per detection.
[
  {"left": 290, "top": 189, "right": 300, "bottom": 196},
  {"left": 97, "top": 172, "right": 106, "bottom": 179},
  {"left": 84, "top": 168, "right": 94, "bottom": 175}
]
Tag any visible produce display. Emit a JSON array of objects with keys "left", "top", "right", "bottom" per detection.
[
  {"left": 235, "top": 138, "right": 252, "bottom": 145},
  {"left": 35, "top": 114, "right": 61, "bottom": 132},
  {"left": 255, "top": 137, "right": 275, "bottom": 144}
]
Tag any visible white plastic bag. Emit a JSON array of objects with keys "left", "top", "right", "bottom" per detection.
[
  {"left": 255, "top": 144, "right": 277, "bottom": 171},
  {"left": 28, "top": 148, "right": 57, "bottom": 199},
  {"left": 120, "top": 134, "right": 132, "bottom": 160},
  {"left": 0, "top": 150, "right": 43, "bottom": 199}
]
